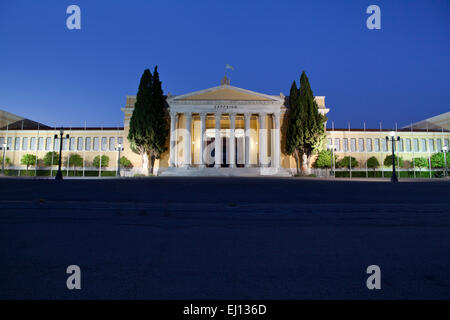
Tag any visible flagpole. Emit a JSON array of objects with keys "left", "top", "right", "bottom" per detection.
[
  {"left": 411, "top": 122, "right": 416, "bottom": 178},
  {"left": 364, "top": 122, "right": 368, "bottom": 178}
]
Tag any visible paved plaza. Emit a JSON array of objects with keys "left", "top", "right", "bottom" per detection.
[{"left": 0, "top": 177, "right": 449, "bottom": 299}]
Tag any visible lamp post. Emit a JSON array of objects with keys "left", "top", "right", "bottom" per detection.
[
  {"left": 115, "top": 143, "right": 124, "bottom": 177},
  {"left": 328, "top": 146, "right": 336, "bottom": 177},
  {"left": 386, "top": 131, "right": 400, "bottom": 183},
  {"left": 54, "top": 128, "right": 69, "bottom": 181},
  {"left": 442, "top": 146, "right": 448, "bottom": 178},
  {"left": 1, "top": 143, "right": 10, "bottom": 175}
]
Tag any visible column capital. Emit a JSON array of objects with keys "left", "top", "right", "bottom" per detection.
[
  {"left": 184, "top": 111, "right": 192, "bottom": 118},
  {"left": 169, "top": 111, "right": 177, "bottom": 118},
  {"left": 259, "top": 112, "right": 267, "bottom": 117},
  {"left": 199, "top": 112, "right": 207, "bottom": 118},
  {"left": 229, "top": 112, "right": 237, "bottom": 120}
]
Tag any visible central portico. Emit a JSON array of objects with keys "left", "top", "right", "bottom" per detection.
[{"left": 165, "top": 76, "right": 285, "bottom": 174}]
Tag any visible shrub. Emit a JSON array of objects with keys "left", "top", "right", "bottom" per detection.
[
  {"left": 383, "top": 155, "right": 404, "bottom": 167},
  {"left": 43, "top": 151, "right": 59, "bottom": 166},
  {"left": 337, "top": 156, "right": 358, "bottom": 169},
  {"left": 412, "top": 157, "right": 428, "bottom": 170},
  {"left": 93, "top": 155, "right": 110, "bottom": 168},
  {"left": 119, "top": 156, "right": 133, "bottom": 169},
  {"left": 366, "top": 156, "right": 380, "bottom": 171},
  {"left": 430, "top": 152, "right": 448, "bottom": 168},
  {"left": 20, "top": 154, "right": 37, "bottom": 172},
  {"left": 313, "top": 150, "right": 336, "bottom": 168}
]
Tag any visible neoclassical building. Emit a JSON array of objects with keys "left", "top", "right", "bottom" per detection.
[{"left": 0, "top": 77, "right": 449, "bottom": 176}]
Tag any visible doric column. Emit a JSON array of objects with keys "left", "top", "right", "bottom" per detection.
[
  {"left": 214, "top": 112, "right": 222, "bottom": 168},
  {"left": 273, "top": 112, "right": 281, "bottom": 168},
  {"left": 199, "top": 112, "right": 206, "bottom": 168},
  {"left": 244, "top": 113, "right": 251, "bottom": 168},
  {"left": 184, "top": 112, "right": 192, "bottom": 168},
  {"left": 258, "top": 113, "right": 267, "bottom": 167},
  {"left": 229, "top": 113, "right": 236, "bottom": 168},
  {"left": 169, "top": 112, "right": 177, "bottom": 167}
]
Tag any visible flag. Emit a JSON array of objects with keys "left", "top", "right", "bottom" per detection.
[{"left": 225, "top": 64, "right": 234, "bottom": 71}]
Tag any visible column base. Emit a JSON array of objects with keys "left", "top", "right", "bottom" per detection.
[
  {"left": 229, "top": 164, "right": 235, "bottom": 168},
  {"left": 198, "top": 164, "right": 205, "bottom": 168},
  {"left": 245, "top": 164, "right": 251, "bottom": 168},
  {"left": 183, "top": 164, "right": 191, "bottom": 169},
  {"left": 214, "top": 164, "right": 221, "bottom": 168}
]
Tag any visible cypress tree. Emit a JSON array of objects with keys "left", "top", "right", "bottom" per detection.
[
  {"left": 128, "top": 67, "right": 168, "bottom": 175},
  {"left": 286, "top": 81, "right": 302, "bottom": 173},
  {"left": 285, "top": 71, "right": 327, "bottom": 174}
]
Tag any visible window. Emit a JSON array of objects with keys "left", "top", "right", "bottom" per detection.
[
  {"left": 327, "top": 138, "right": 332, "bottom": 149},
  {"left": 405, "top": 138, "right": 411, "bottom": 152},
  {"left": 30, "top": 137, "right": 36, "bottom": 151},
  {"left": 414, "top": 138, "right": 419, "bottom": 152},
  {"left": 117, "top": 137, "right": 123, "bottom": 146},
  {"left": 77, "top": 137, "right": 83, "bottom": 151},
  {"left": 7, "top": 137, "right": 12, "bottom": 149},
  {"left": 45, "top": 137, "right": 51, "bottom": 151},
  {"left": 109, "top": 137, "right": 115, "bottom": 151},
  {"left": 358, "top": 138, "right": 364, "bottom": 152},
  {"left": 437, "top": 139, "right": 442, "bottom": 152},
  {"left": 421, "top": 139, "right": 427, "bottom": 152},
  {"left": 445, "top": 139, "right": 449, "bottom": 148},
  {"left": 0, "top": 137, "right": 4, "bottom": 147},
  {"left": 101, "top": 137, "right": 107, "bottom": 151},
  {"left": 38, "top": 137, "right": 44, "bottom": 151},
  {"left": 93, "top": 137, "right": 99, "bottom": 151},
  {"left": 62, "top": 138, "right": 68, "bottom": 151},
  {"left": 22, "top": 137, "right": 28, "bottom": 151},
  {"left": 69, "top": 137, "right": 75, "bottom": 151},
  {"left": 428, "top": 139, "right": 434, "bottom": 153},
  {"left": 366, "top": 138, "right": 372, "bottom": 152},
  {"left": 54, "top": 138, "right": 60, "bottom": 151},
  {"left": 343, "top": 138, "right": 348, "bottom": 152},
  {"left": 374, "top": 138, "right": 380, "bottom": 152},
  {"left": 381, "top": 138, "right": 387, "bottom": 152},
  {"left": 85, "top": 137, "right": 91, "bottom": 151},
  {"left": 397, "top": 138, "right": 403, "bottom": 152},
  {"left": 334, "top": 138, "right": 340, "bottom": 152},
  {"left": 15, "top": 137, "right": 20, "bottom": 150}
]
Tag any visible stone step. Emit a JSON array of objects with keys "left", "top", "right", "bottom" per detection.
[{"left": 158, "top": 167, "right": 292, "bottom": 177}]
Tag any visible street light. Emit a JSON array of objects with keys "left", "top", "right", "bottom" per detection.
[
  {"left": 54, "top": 128, "right": 69, "bottom": 181},
  {"left": 386, "top": 131, "right": 400, "bottom": 183},
  {"left": 115, "top": 143, "right": 124, "bottom": 177},
  {"left": 442, "top": 145, "right": 448, "bottom": 178},
  {"left": 0, "top": 143, "right": 10, "bottom": 175}
]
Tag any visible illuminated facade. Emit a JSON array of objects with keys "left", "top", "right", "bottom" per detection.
[{"left": 1, "top": 77, "right": 449, "bottom": 176}]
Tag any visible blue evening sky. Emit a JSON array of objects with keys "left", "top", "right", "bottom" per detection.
[{"left": 0, "top": 0, "right": 449, "bottom": 129}]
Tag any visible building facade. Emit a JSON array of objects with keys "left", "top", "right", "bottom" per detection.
[{"left": 1, "top": 77, "right": 449, "bottom": 176}]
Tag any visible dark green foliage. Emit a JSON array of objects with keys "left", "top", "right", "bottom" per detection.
[
  {"left": 68, "top": 154, "right": 83, "bottom": 169},
  {"left": 337, "top": 156, "right": 358, "bottom": 169},
  {"left": 128, "top": 66, "right": 168, "bottom": 174},
  {"left": 412, "top": 157, "right": 428, "bottom": 170},
  {"left": 383, "top": 155, "right": 404, "bottom": 167},
  {"left": 93, "top": 155, "right": 109, "bottom": 168},
  {"left": 119, "top": 156, "right": 133, "bottom": 168},
  {"left": 366, "top": 156, "right": 380, "bottom": 170},
  {"left": 21, "top": 154, "right": 37, "bottom": 171},
  {"left": 43, "top": 151, "right": 59, "bottom": 166},
  {"left": 285, "top": 71, "right": 327, "bottom": 173},
  {"left": 0, "top": 156, "right": 11, "bottom": 165},
  {"left": 430, "top": 152, "right": 448, "bottom": 168}
]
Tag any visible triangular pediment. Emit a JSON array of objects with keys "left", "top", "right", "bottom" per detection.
[{"left": 170, "top": 85, "right": 282, "bottom": 102}]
